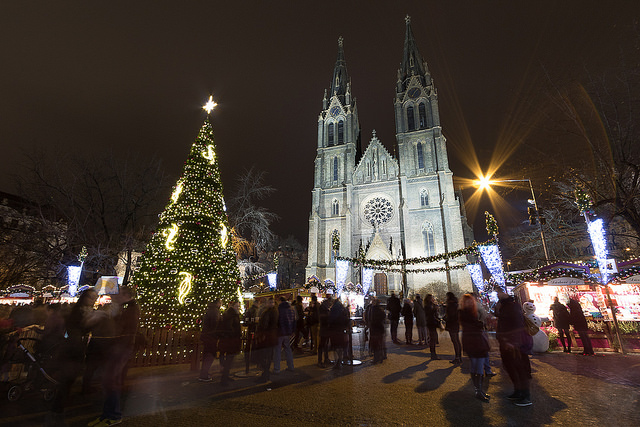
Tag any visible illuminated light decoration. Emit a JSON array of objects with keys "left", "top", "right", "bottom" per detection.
[
  {"left": 202, "top": 95, "right": 217, "bottom": 114},
  {"left": 202, "top": 145, "right": 216, "bottom": 164},
  {"left": 335, "top": 259, "right": 349, "bottom": 296},
  {"left": 267, "top": 272, "right": 277, "bottom": 289},
  {"left": 163, "top": 223, "right": 179, "bottom": 251},
  {"left": 67, "top": 265, "right": 82, "bottom": 297},
  {"left": 485, "top": 211, "right": 499, "bottom": 237},
  {"left": 220, "top": 223, "right": 229, "bottom": 247},
  {"left": 362, "top": 267, "right": 374, "bottom": 295},
  {"left": 467, "top": 264, "right": 485, "bottom": 291},
  {"left": 171, "top": 182, "right": 183, "bottom": 203},
  {"left": 478, "top": 244, "right": 505, "bottom": 289},
  {"left": 177, "top": 272, "right": 193, "bottom": 304},
  {"left": 587, "top": 218, "right": 610, "bottom": 284}
]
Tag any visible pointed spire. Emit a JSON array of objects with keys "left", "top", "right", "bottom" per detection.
[
  {"left": 330, "top": 36, "right": 350, "bottom": 104},
  {"left": 399, "top": 15, "right": 429, "bottom": 90}
]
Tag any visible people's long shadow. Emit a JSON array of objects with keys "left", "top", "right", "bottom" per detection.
[
  {"left": 381, "top": 359, "right": 431, "bottom": 384},
  {"left": 415, "top": 364, "right": 455, "bottom": 392}
]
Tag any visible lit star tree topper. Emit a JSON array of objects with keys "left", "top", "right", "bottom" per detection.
[{"left": 133, "top": 100, "right": 240, "bottom": 331}]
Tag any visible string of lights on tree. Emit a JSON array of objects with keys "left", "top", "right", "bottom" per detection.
[
  {"left": 485, "top": 211, "right": 499, "bottom": 237},
  {"left": 574, "top": 186, "right": 594, "bottom": 216},
  {"left": 132, "top": 97, "right": 241, "bottom": 331}
]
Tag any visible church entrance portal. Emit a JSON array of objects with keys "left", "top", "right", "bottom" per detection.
[{"left": 374, "top": 273, "right": 388, "bottom": 295}]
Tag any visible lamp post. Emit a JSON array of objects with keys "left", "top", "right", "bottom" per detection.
[{"left": 476, "top": 177, "right": 550, "bottom": 264}]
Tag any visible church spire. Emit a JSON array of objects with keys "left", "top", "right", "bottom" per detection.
[
  {"left": 330, "top": 37, "right": 350, "bottom": 104},
  {"left": 398, "top": 15, "right": 430, "bottom": 91}
]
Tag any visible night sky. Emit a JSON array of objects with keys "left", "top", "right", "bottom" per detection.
[{"left": 1, "top": 1, "right": 638, "bottom": 245}]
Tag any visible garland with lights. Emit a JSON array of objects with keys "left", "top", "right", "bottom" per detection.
[
  {"left": 337, "top": 238, "right": 495, "bottom": 268},
  {"left": 574, "top": 186, "right": 594, "bottom": 216},
  {"left": 332, "top": 230, "right": 340, "bottom": 251},
  {"left": 380, "top": 262, "right": 469, "bottom": 274},
  {"left": 133, "top": 113, "right": 241, "bottom": 331}
]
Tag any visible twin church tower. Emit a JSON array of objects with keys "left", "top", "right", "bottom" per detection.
[{"left": 305, "top": 16, "right": 473, "bottom": 296}]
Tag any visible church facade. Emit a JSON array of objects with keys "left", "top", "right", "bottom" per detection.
[{"left": 306, "top": 17, "right": 474, "bottom": 296}]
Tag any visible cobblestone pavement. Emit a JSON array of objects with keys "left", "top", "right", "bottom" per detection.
[{"left": 2, "top": 328, "right": 639, "bottom": 426}]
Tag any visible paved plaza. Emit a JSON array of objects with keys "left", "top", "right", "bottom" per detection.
[{"left": 2, "top": 328, "right": 639, "bottom": 426}]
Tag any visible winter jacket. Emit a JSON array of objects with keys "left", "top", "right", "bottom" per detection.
[
  {"left": 445, "top": 300, "right": 460, "bottom": 332},
  {"left": 413, "top": 299, "right": 426, "bottom": 327},
  {"left": 550, "top": 301, "right": 571, "bottom": 330},
  {"left": 460, "top": 309, "right": 489, "bottom": 358},
  {"left": 277, "top": 301, "right": 296, "bottom": 336},
  {"left": 496, "top": 296, "right": 533, "bottom": 353},
  {"left": 387, "top": 295, "right": 401, "bottom": 321}
]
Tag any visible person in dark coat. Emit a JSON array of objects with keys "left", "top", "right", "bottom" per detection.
[
  {"left": 550, "top": 297, "right": 572, "bottom": 353},
  {"left": 496, "top": 287, "right": 533, "bottom": 407},
  {"left": 328, "top": 298, "right": 349, "bottom": 369},
  {"left": 255, "top": 298, "right": 278, "bottom": 382},
  {"left": 306, "top": 295, "right": 320, "bottom": 352},
  {"left": 413, "top": 295, "right": 427, "bottom": 346},
  {"left": 460, "top": 293, "right": 491, "bottom": 402},
  {"left": 199, "top": 299, "right": 221, "bottom": 381},
  {"left": 401, "top": 299, "right": 414, "bottom": 345},
  {"left": 424, "top": 294, "right": 440, "bottom": 360},
  {"left": 387, "top": 292, "right": 402, "bottom": 344},
  {"left": 568, "top": 298, "right": 594, "bottom": 355},
  {"left": 218, "top": 300, "right": 242, "bottom": 385},
  {"left": 292, "top": 296, "right": 307, "bottom": 350},
  {"left": 317, "top": 292, "right": 333, "bottom": 367},
  {"left": 274, "top": 297, "right": 295, "bottom": 373},
  {"left": 445, "top": 292, "right": 462, "bottom": 364},
  {"left": 369, "top": 298, "right": 387, "bottom": 364}
]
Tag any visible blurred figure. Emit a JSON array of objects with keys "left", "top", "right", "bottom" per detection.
[
  {"left": 317, "top": 291, "right": 333, "bottom": 367},
  {"left": 306, "top": 295, "right": 320, "bottom": 352},
  {"left": 218, "top": 300, "right": 242, "bottom": 385},
  {"left": 568, "top": 298, "right": 594, "bottom": 355},
  {"left": 387, "top": 292, "right": 401, "bottom": 344},
  {"left": 424, "top": 294, "right": 440, "bottom": 360},
  {"left": 199, "top": 299, "right": 222, "bottom": 381},
  {"left": 401, "top": 298, "right": 414, "bottom": 345},
  {"left": 292, "top": 295, "right": 307, "bottom": 350},
  {"left": 255, "top": 298, "right": 278, "bottom": 382},
  {"left": 328, "top": 297, "right": 349, "bottom": 369},
  {"left": 273, "top": 297, "right": 295, "bottom": 373},
  {"left": 550, "top": 297, "right": 571, "bottom": 353},
  {"left": 445, "top": 292, "right": 462, "bottom": 364},
  {"left": 496, "top": 287, "right": 533, "bottom": 407},
  {"left": 369, "top": 298, "right": 387, "bottom": 364},
  {"left": 413, "top": 294, "right": 427, "bottom": 346},
  {"left": 460, "top": 293, "right": 491, "bottom": 402}
]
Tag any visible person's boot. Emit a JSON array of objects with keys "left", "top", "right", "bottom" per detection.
[
  {"left": 514, "top": 388, "right": 532, "bottom": 406},
  {"left": 430, "top": 352, "right": 440, "bottom": 360},
  {"left": 472, "top": 374, "right": 489, "bottom": 402}
]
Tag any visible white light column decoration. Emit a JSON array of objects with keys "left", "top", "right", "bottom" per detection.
[
  {"left": 335, "top": 259, "right": 349, "bottom": 296},
  {"left": 478, "top": 245, "right": 505, "bottom": 290},
  {"left": 467, "top": 264, "right": 485, "bottom": 292},
  {"left": 67, "top": 265, "right": 82, "bottom": 297},
  {"left": 267, "top": 271, "right": 277, "bottom": 289},
  {"left": 362, "top": 267, "right": 374, "bottom": 295},
  {"left": 587, "top": 218, "right": 610, "bottom": 284}
]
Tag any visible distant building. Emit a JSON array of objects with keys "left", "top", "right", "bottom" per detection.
[{"left": 306, "top": 17, "right": 473, "bottom": 296}]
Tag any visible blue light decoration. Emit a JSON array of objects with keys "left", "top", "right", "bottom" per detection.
[
  {"left": 67, "top": 265, "right": 82, "bottom": 297},
  {"left": 267, "top": 271, "right": 277, "bottom": 289},
  {"left": 478, "top": 244, "right": 505, "bottom": 290},
  {"left": 335, "top": 259, "right": 349, "bottom": 296},
  {"left": 587, "top": 218, "right": 610, "bottom": 284},
  {"left": 467, "top": 264, "right": 485, "bottom": 292},
  {"left": 362, "top": 267, "right": 374, "bottom": 295}
]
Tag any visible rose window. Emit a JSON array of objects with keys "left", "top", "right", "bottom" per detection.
[{"left": 363, "top": 197, "right": 393, "bottom": 227}]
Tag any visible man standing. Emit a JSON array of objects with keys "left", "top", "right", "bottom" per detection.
[
  {"left": 387, "top": 292, "right": 401, "bottom": 344},
  {"left": 568, "top": 298, "right": 594, "bottom": 355},
  {"left": 317, "top": 291, "right": 333, "bottom": 367},
  {"left": 496, "top": 287, "right": 533, "bottom": 407},
  {"left": 199, "top": 299, "right": 221, "bottom": 382},
  {"left": 550, "top": 297, "right": 571, "bottom": 353},
  {"left": 292, "top": 295, "right": 306, "bottom": 350},
  {"left": 218, "top": 300, "right": 241, "bottom": 385},
  {"left": 307, "top": 295, "right": 320, "bottom": 352},
  {"left": 255, "top": 298, "right": 278, "bottom": 382},
  {"left": 274, "top": 297, "right": 295, "bottom": 373},
  {"left": 89, "top": 286, "right": 140, "bottom": 427}
]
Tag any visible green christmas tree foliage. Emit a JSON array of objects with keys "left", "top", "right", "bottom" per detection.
[{"left": 133, "top": 117, "right": 240, "bottom": 330}]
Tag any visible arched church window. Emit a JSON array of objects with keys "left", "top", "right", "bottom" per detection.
[
  {"left": 422, "top": 222, "right": 435, "bottom": 255},
  {"left": 419, "top": 103, "right": 427, "bottom": 129},
  {"left": 338, "top": 120, "right": 344, "bottom": 145},
  {"left": 407, "top": 106, "right": 415, "bottom": 131},
  {"left": 328, "top": 123, "right": 334, "bottom": 146},
  {"left": 333, "top": 157, "right": 338, "bottom": 182},
  {"left": 332, "top": 199, "right": 339, "bottom": 216},
  {"left": 420, "top": 189, "right": 429, "bottom": 207},
  {"left": 417, "top": 143, "right": 425, "bottom": 170}
]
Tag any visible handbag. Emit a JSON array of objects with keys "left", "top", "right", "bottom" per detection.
[{"left": 524, "top": 316, "right": 539, "bottom": 336}]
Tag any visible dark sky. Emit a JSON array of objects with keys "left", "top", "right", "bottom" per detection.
[{"left": 1, "top": 1, "right": 638, "bottom": 245}]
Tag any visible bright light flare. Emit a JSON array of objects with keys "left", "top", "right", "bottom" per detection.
[{"left": 203, "top": 96, "right": 217, "bottom": 114}]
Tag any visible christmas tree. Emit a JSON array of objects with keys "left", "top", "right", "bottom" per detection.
[{"left": 134, "top": 97, "right": 240, "bottom": 330}]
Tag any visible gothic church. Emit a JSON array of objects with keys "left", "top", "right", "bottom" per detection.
[{"left": 306, "top": 17, "right": 473, "bottom": 296}]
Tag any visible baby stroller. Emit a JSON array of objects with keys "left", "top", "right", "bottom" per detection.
[{"left": 1, "top": 330, "right": 59, "bottom": 402}]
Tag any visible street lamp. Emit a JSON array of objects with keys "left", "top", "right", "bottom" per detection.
[{"left": 475, "top": 177, "right": 550, "bottom": 264}]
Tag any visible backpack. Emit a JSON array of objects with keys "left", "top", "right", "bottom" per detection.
[{"left": 524, "top": 316, "right": 540, "bottom": 336}]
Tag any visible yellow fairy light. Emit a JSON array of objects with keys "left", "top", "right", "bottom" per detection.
[
  {"left": 220, "top": 223, "right": 228, "bottom": 247},
  {"left": 177, "top": 272, "right": 193, "bottom": 304},
  {"left": 202, "top": 145, "right": 216, "bottom": 164},
  {"left": 171, "top": 182, "right": 183, "bottom": 203},
  {"left": 163, "top": 223, "right": 179, "bottom": 251}
]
